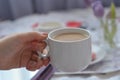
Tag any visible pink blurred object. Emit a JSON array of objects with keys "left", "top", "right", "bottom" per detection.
[
  {"left": 66, "top": 21, "right": 82, "bottom": 28},
  {"left": 32, "top": 23, "right": 39, "bottom": 28}
]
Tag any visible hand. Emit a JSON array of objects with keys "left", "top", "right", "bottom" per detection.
[{"left": 0, "top": 32, "right": 50, "bottom": 71}]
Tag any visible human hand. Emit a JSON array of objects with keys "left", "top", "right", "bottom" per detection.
[{"left": 0, "top": 32, "right": 50, "bottom": 71}]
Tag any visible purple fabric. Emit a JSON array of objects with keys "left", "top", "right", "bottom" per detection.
[{"left": 31, "top": 64, "right": 55, "bottom": 80}]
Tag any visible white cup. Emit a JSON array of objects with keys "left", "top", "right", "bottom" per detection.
[{"left": 47, "top": 28, "right": 91, "bottom": 72}]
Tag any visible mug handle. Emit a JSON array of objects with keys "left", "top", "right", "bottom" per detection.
[
  {"left": 37, "top": 40, "right": 50, "bottom": 60},
  {"left": 37, "top": 50, "right": 49, "bottom": 60}
]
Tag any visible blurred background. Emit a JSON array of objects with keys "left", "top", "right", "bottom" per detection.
[
  {"left": 0, "top": 0, "right": 120, "bottom": 20},
  {"left": 0, "top": 0, "right": 120, "bottom": 80}
]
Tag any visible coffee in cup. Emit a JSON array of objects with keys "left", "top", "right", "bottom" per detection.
[{"left": 53, "top": 33, "right": 88, "bottom": 41}]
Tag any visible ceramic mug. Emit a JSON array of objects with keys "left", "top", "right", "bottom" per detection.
[{"left": 42, "top": 28, "right": 91, "bottom": 72}]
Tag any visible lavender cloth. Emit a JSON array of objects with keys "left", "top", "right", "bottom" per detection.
[{"left": 31, "top": 64, "right": 55, "bottom": 80}]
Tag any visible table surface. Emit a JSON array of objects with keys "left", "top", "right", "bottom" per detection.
[{"left": 1, "top": 8, "right": 120, "bottom": 80}]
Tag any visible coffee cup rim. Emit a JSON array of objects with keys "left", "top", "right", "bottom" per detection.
[{"left": 48, "top": 28, "right": 91, "bottom": 43}]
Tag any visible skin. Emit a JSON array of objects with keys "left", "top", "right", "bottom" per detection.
[{"left": 0, "top": 32, "right": 50, "bottom": 71}]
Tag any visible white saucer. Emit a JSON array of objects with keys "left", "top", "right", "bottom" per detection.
[{"left": 90, "top": 44, "right": 107, "bottom": 65}]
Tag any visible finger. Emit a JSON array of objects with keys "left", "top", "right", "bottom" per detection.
[
  {"left": 26, "top": 58, "right": 43, "bottom": 71},
  {"left": 31, "top": 41, "right": 47, "bottom": 51},
  {"left": 17, "top": 32, "right": 48, "bottom": 43},
  {"left": 26, "top": 60, "right": 38, "bottom": 71},
  {"left": 38, "top": 41, "right": 47, "bottom": 52},
  {"left": 42, "top": 57, "right": 50, "bottom": 66},
  {"left": 28, "top": 53, "right": 43, "bottom": 69},
  {"left": 30, "top": 41, "right": 39, "bottom": 51},
  {"left": 19, "top": 47, "right": 33, "bottom": 67},
  {"left": 35, "top": 58, "right": 44, "bottom": 69},
  {"left": 39, "top": 49, "right": 50, "bottom": 66},
  {"left": 31, "top": 52, "right": 39, "bottom": 61},
  {"left": 31, "top": 53, "right": 44, "bottom": 67}
]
